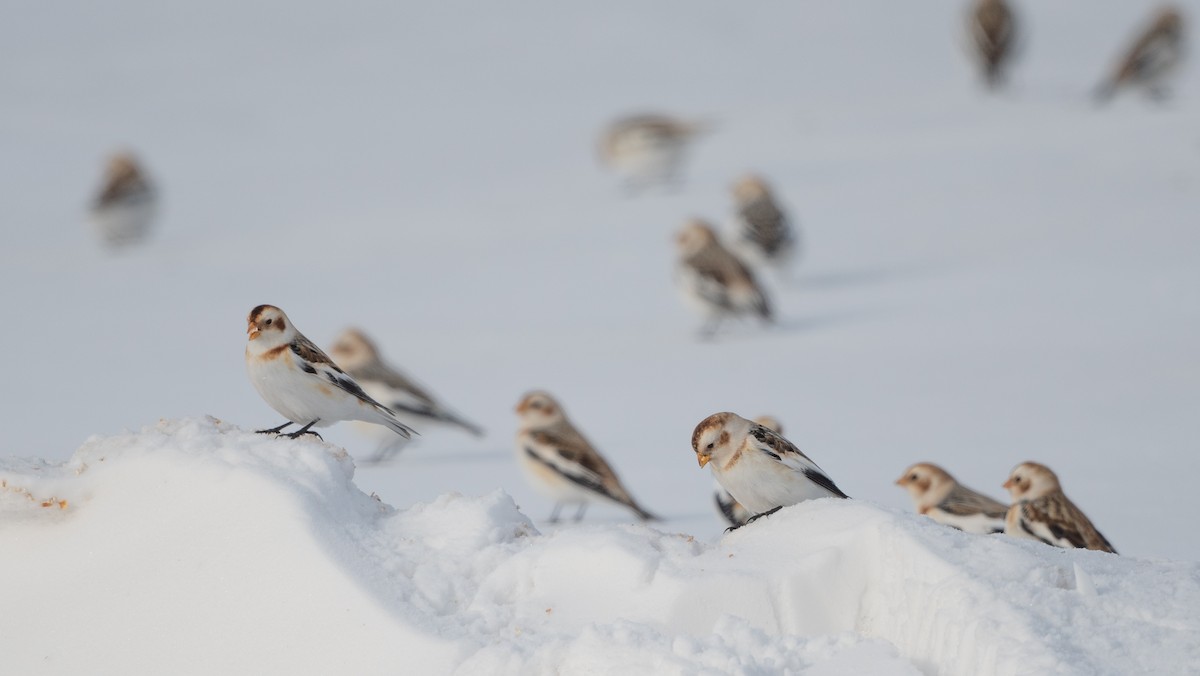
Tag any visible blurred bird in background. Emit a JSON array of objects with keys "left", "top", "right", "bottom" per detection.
[
  {"left": 89, "top": 151, "right": 158, "bottom": 248},
  {"left": 729, "top": 174, "right": 798, "bottom": 276},
  {"left": 598, "top": 113, "right": 710, "bottom": 193},
  {"left": 1095, "top": 6, "right": 1185, "bottom": 102},
  {"left": 329, "top": 328, "right": 484, "bottom": 463},
  {"left": 895, "top": 462, "right": 1008, "bottom": 534},
  {"left": 1002, "top": 462, "right": 1116, "bottom": 553},
  {"left": 968, "top": 0, "right": 1017, "bottom": 89},
  {"left": 514, "top": 391, "right": 658, "bottom": 523},
  {"left": 675, "top": 218, "right": 773, "bottom": 339}
]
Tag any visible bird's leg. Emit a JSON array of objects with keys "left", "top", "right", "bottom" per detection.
[
  {"left": 256, "top": 421, "right": 293, "bottom": 435},
  {"left": 285, "top": 419, "right": 323, "bottom": 440},
  {"left": 743, "top": 505, "right": 784, "bottom": 526},
  {"left": 548, "top": 503, "right": 563, "bottom": 524},
  {"left": 573, "top": 503, "right": 588, "bottom": 522}
]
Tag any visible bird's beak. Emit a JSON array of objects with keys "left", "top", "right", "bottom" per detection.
[
  {"left": 696, "top": 452, "right": 710, "bottom": 468},
  {"left": 247, "top": 322, "right": 260, "bottom": 340},
  {"left": 1002, "top": 478, "right": 1013, "bottom": 490},
  {"left": 894, "top": 477, "right": 906, "bottom": 486}
]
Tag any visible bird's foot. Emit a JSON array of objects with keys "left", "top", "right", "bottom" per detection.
[
  {"left": 256, "top": 422, "right": 292, "bottom": 435},
  {"left": 285, "top": 430, "right": 323, "bottom": 440},
  {"left": 743, "top": 506, "right": 784, "bottom": 526}
]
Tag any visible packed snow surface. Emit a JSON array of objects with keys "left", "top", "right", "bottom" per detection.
[{"left": 1, "top": 420, "right": 1197, "bottom": 674}]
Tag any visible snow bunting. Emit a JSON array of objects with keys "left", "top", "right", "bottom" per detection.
[
  {"left": 245, "top": 305, "right": 416, "bottom": 440},
  {"left": 676, "top": 219, "right": 773, "bottom": 338},
  {"left": 969, "top": 0, "right": 1017, "bottom": 88},
  {"left": 1095, "top": 7, "right": 1185, "bottom": 102},
  {"left": 89, "top": 152, "right": 157, "bottom": 248},
  {"left": 329, "top": 328, "right": 483, "bottom": 461},
  {"left": 895, "top": 462, "right": 1007, "bottom": 534},
  {"left": 730, "top": 174, "right": 798, "bottom": 272},
  {"left": 598, "top": 113, "right": 709, "bottom": 192},
  {"left": 515, "top": 391, "right": 657, "bottom": 522},
  {"left": 1002, "top": 462, "right": 1116, "bottom": 553},
  {"left": 714, "top": 415, "right": 782, "bottom": 528},
  {"left": 693, "top": 412, "right": 847, "bottom": 528}
]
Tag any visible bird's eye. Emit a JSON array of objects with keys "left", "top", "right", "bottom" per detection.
[
  {"left": 1014, "top": 475, "right": 1021, "bottom": 482},
  {"left": 265, "top": 318, "right": 273, "bottom": 325},
  {"left": 706, "top": 442, "right": 714, "bottom": 450},
  {"left": 909, "top": 474, "right": 917, "bottom": 481}
]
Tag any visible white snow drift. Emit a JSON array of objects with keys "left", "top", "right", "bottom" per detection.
[{"left": 2, "top": 419, "right": 1196, "bottom": 675}]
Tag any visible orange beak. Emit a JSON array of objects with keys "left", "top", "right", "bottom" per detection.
[
  {"left": 697, "top": 453, "right": 710, "bottom": 468},
  {"left": 1002, "top": 478, "right": 1014, "bottom": 490}
]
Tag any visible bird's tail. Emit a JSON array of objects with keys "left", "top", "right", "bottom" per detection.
[
  {"left": 373, "top": 407, "right": 418, "bottom": 440},
  {"left": 444, "top": 412, "right": 486, "bottom": 438},
  {"left": 629, "top": 501, "right": 660, "bottom": 522}
]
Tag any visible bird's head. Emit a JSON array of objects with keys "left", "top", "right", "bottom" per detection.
[
  {"left": 329, "top": 328, "right": 378, "bottom": 369},
  {"left": 691, "top": 412, "right": 748, "bottom": 469},
  {"left": 732, "top": 173, "right": 771, "bottom": 203},
  {"left": 247, "top": 305, "right": 294, "bottom": 347},
  {"left": 515, "top": 391, "right": 565, "bottom": 427},
  {"left": 676, "top": 218, "right": 717, "bottom": 256},
  {"left": 1002, "top": 461, "right": 1060, "bottom": 500},
  {"left": 895, "top": 462, "right": 954, "bottom": 503}
]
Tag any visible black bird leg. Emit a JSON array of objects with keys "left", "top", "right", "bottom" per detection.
[
  {"left": 573, "top": 503, "right": 588, "bottom": 522},
  {"left": 548, "top": 503, "right": 563, "bottom": 523},
  {"left": 285, "top": 419, "right": 323, "bottom": 440},
  {"left": 256, "top": 421, "right": 293, "bottom": 435}
]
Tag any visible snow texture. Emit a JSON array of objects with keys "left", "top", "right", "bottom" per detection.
[{"left": 1, "top": 419, "right": 1197, "bottom": 674}]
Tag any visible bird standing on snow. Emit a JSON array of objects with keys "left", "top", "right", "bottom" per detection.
[
  {"left": 895, "top": 462, "right": 1008, "bottom": 534},
  {"left": 89, "top": 152, "right": 158, "bottom": 248},
  {"left": 598, "top": 113, "right": 709, "bottom": 192},
  {"left": 1095, "top": 7, "right": 1185, "bottom": 102},
  {"left": 968, "top": 0, "right": 1017, "bottom": 89},
  {"left": 514, "top": 391, "right": 657, "bottom": 522},
  {"left": 245, "top": 305, "right": 416, "bottom": 441},
  {"left": 1002, "top": 462, "right": 1116, "bottom": 553},
  {"left": 730, "top": 174, "right": 798, "bottom": 274},
  {"left": 329, "top": 328, "right": 484, "bottom": 462},
  {"left": 692, "top": 412, "right": 847, "bottom": 529},
  {"left": 714, "top": 415, "right": 783, "bottom": 528},
  {"left": 676, "top": 219, "right": 773, "bottom": 338}
]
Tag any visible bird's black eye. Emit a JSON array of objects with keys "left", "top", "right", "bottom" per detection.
[
  {"left": 706, "top": 442, "right": 714, "bottom": 450},
  {"left": 265, "top": 318, "right": 273, "bottom": 325},
  {"left": 909, "top": 474, "right": 917, "bottom": 481},
  {"left": 1014, "top": 475, "right": 1021, "bottom": 482}
]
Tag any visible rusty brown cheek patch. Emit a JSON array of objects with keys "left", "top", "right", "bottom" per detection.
[
  {"left": 261, "top": 345, "right": 289, "bottom": 360},
  {"left": 721, "top": 446, "right": 744, "bottom": 471}
]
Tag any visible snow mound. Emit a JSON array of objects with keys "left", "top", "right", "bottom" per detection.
[{"left": 1, "top": 419, "right": 1196, "bottom": 675}]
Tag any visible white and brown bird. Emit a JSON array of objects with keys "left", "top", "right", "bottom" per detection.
[
  {"left": 714, "top": 415, "right": 782, "bottom": 528},
  {"left": 515, "top": 391, "right": 657, "bottom": 523},
  {"left": 693, "top": 412, "right": 847, "bottom": 529},
  {"left": 1002, "top": 462, "right": 1116, "bottom": 554},
  {"left": 895, "top": 462, "right": 1008, "bottom": 534},
  {"left": 676, "top": 219, "right": 773, "bottom": 338},
  {"left": 1096, "top": 7, "right": 1186, "bottom": 102},
  {"left": 245, "top": 305, "right": 415, "bottom": 441},
  {"left": 598, "top": 113, "right": 709, "bottom": 192},
  {"left": 968, "top": 0, "right": 1017, "bottom": 89},
  {"left": 329, "top": 328, "right": 483, "bottom": 462},
  {"left": 89, "top": 151, "right": 158, "bottom": 248},
  {"left": 730, "top": 174, "right": 798, "bottom": 273}
]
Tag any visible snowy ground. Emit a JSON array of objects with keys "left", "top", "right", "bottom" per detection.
[
  {"left": 2, "top": 419, "right": 1197, "bottom": 674},
  {"left": 2, "top": 0, "right": 1199, "bottom": 672}
]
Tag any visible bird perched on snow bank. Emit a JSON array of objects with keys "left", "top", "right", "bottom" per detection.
[
  {"left": 676, "top": 219, "right": 773, "bottom": 338},
  {"left": 329, "top": 328, "right": 484, "bottom": 462},
  {"left": 598, "top": 113, "right": 709, "bottom": 192},
  {"left": 1002, "top": 462, "right": 1116, "bottom": 554},
  {"left": 895, "top": 462, "right": 1008, "bottom": 534},
  {"left": 968, "top": 0, "right": 1017, "bottom": 89},
  {"left": 714, "top": 415, "right": 782, "bottom": 528},
  {"left": 730, "top": 174, "right": 798, "bottom": 273},
  {"left": 1095, "top": 7, "right": 1185, "bottom": 102},
  {"left": 89, "top": 152, "right": 158, "bottom": 248},
  {"left": 245, "top": 305, "right": 415, "bottom": 441},
  {"left": 692, "top": 412, "right": 847, "bottom": 529},
  {"left": 514, "top": 391, "right": 657, "bottom": 522}
]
